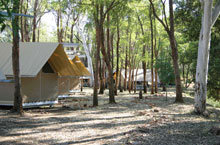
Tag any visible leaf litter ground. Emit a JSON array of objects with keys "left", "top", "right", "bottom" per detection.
[{"left": 0, "top": 87, "right": 219, "bottom": 145}]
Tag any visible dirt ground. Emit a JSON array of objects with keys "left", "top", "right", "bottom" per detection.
[{"left": 0, "top": 87, "right": 220, "bottom": 145}]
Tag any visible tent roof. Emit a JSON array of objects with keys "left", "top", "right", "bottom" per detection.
[
  {"left": 48, "top": 44, "right": 82, "bottom": 76},
  {"left": 72, "top": 55, "right": 91, "bottom": 76},
  {"left": 0, "top": 42, "right": 81, "bottom": 77}
]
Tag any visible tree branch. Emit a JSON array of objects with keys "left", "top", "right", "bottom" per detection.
[
  {"left": 74, "top": 33, "right": 83, "bottom": 43},
  {"left": 212, "top": 0, "right": 220, "bottom": 26},
  {"left": 149, "top": 0, "right": 170, "bottom": 33},
  {"left": 137, "top": 13, "right": 145, "bottom": 35},
  {"left": 103, "top": 0, "right": 121, "bottom": 21},
  {"left": 161, "top": 0, "right": 169, "bottom": 28}
]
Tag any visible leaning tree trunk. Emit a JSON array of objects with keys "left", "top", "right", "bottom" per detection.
[
  {"left": 194, "top": 0, "right": 213, "bottom": 114},
  {"left": 12, "top": 0, "right": 23, "bottom": 114}
]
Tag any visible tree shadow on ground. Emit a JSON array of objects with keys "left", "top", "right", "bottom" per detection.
[
  {"left": 0, "top": 87, "right": 219, "bottom": 145},
  {"left": 119, "top": 120, "right": 220, "bottom": 145}
]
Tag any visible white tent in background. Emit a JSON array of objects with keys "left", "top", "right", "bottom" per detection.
[{"left": 120, "top": 69, "right": 160, "bottom": 83}]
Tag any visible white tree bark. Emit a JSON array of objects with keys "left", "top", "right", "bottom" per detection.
[
  {"left": 194, "top": 0, "right": 220, "bottom": 114},
  {"left": 76, "top": 16, "right": 94, "bottom": 86}
]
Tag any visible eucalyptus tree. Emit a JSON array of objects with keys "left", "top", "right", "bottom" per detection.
[
  {"left": 90, "top": 0, "right": 131, "bottom": 104},
  {"left": 149, "top": 0, "right": 183, "bottom": 103},
  {"left": 109, "top": 2, "right": 131, "bottom": 95},
  {"left": 89, "top": 0, "right": 119, "bottom": 105},
  {"left": 11, "top": 0, "right": 24, "bottom": 114},
  {"left": 174, "top": 0, "right": 201, "bottom": 88},
  {"left": 136, "top": 2, "right": 150, "bottom": 94},
  {"left": 194, "top": 0, "right": 220, "bottom": 114}
]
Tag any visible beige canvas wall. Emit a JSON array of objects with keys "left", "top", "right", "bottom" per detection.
[
  {"left": 58, "top": 77, "right": 80, "bottom": 95},
  {"left": 0, "top": 81, "right": 14, "bottom": 105},
  {"left": 21, "top": 71, "right": 58, "bottom": 103},
  {"left": 0, "top": 70, "right": 59, "bottom": 105}
]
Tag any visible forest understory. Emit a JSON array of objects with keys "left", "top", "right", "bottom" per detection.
[{"left": 0, "top": 87, "right": 219, "bottom": 145}]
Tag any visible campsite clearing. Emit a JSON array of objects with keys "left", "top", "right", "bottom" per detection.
[{"left": 0, "top": 88, "right": 220, "bottom": 145}]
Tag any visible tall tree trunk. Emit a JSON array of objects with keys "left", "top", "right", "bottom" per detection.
[
  {"left": 24, "top": 0, "right": 30, "bottom": 42},
  {"left": 100, "top": 13, "right": 116, "bottom": 104},
  {"left": 134, "top": 67, "right": 138, "bottom": 94},
  {"left": 20, "top": 0, "right": 24, "bottom": 42},
  {"left": 102, "top": 57, "right": 106, "bottom": 90},
  {"left": 169, "top": 0, "right": 183, "bottom": 102},
  {"left": 57, "top": 7, "right": 63, "bottom": 43},
  {"left": 37, "top": 21, "right": 41, "bottom": 42},
  {"left": 149, "top": 0, "right": 184, "bottom": 102},
  {"left": 99, "top": 56, "right": 105, "bottom": 94},
  {"left": 128, "top": 48, "right": 132, "bottom": 93},
  {"left": 32, "top": 0, "right": 38, "bottom": 42},
  {"left": 124, "top": 46, "right": 128, "bottom": 91},
  {"left": 194, "top": 0, "right": 213, "bottom": 113},
  {"left": 12, "top": 0, "right": 23, "bottom": 115},
  {"left": 119, "top": 60, "right": 123, "bottom": 92},
  {"left": 150, "top": 6, "right": 154, "bottom": 94},
  {"left": 115, "top": 22, "right": 120, "bottom": 95},
  {"left": 182, "top": 64, "right": 185, "bottom": 86},
  {"left": 57, "top": 9, "right": 60, "bottom": 42},
  {"left": 70, "top": 24, "right": 74, "bottom": 43},
  {"left": 142, "top": 46, "right": 147, "bottom": 93},
  {"left": 131, "top": 59, "right": 136, "bottom": 91},
  {"left": 137, "top": 14, "right": 147, "bottom": 94},
  {"left": 93, "top": 25, "right": 100, "bottom": 107},
  {"left": 128, "top": 62, "right": 132, "bottom": 93},
  {"left": 154, "top": 68, "right": 158, "bottom": 93},
  {"left": 111, "top": 33, "right": 114, "bottom": 71},
  {"left": 154, "top": 16, "right": 158, "bottom": 93}
]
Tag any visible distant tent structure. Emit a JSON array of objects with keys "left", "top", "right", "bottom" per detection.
[
  {"left": 0, "top": 42, "right": 81, "bottom": 107},
  {"left": 133, "top": 69, "right": 160, "bottom": 84},
  {"left": 114, "top": 69, "right": 160, "bottom": 89}
]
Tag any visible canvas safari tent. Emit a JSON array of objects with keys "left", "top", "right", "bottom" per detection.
[
  {"left": 58, "top": 55, "right": 91, "bottom": 95},
  {"left": 72, "top": 55, "right": 90, "bottom": 76},
  {"left": 0, "top": 42, "right": 82, "bottom": 107},
  {"left": 72, "top": 55, "right": 91, "bottom": 87}
]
